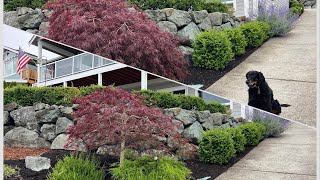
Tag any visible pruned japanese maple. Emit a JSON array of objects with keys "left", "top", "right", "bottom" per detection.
[
  {"left": 66, "top": 86, "right": 188, "bottom": 166},
  {"left": 45, "top": 0, "right": 188, "bottom": 80}
]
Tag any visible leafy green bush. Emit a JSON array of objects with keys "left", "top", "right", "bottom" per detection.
[
  {"left": 223, "top": 28, "right": 247, "bottom": 56},
  {"left": 257, "top": 21, "right": 271, "bottom": 40},
  {"left": 290, "top": 0, "right": 304, "bottom": 15},
  {"left": 4, "top": 0, "right": 48, "bottom": 11},
  {"left": 198, "top": 129, "right": 236, "bottom": 164},
  {"left": 192, "top": 30, "right": 234, "bottom": 70},
  {"left": 240, "top": 21, "right": 265, "bottom": 48},
  {"left": 3, "top": 81, "right": 28, "bottom": 89},
  {"left": 79, "top": 85, "right": 105, "bottom": 96},
  {"left": 253, "top": 119, "right": 284, "bottom": 137},
  {"left": 134, "top": 90, "right": 228, "bottom": 113},
  {"left": 225, "top": 128, "right": 247, "bottom": 153},
  {"left": 48, "top": 153, "right": 106, "bottom": 180},
  {"left": 4, "top": 164, "right": 19, "bottom": 178},
  {"left": 4, "top": 86, "right": 81, "bottom": 106},
  {"left": 238, "top": 122, "right": 266, "bottom": 146},
  {"left": 129, "top": 0, "right": 230, "bottom": 13},
  {"left": 110, "top": 155, "right": 191, "bottom": 180}
]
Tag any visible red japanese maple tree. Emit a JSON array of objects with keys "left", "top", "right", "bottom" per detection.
[
  {"left": 45, "top": 0, "right": 188, "bottom": 81},
  {"left": 66, "top": 86, "right": 188, "bottom": 165}
]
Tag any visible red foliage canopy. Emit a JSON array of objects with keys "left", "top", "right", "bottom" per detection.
[
  {"left": 67, "top": 86, "right": 187, "bottom": 152},
  {"left": 45, "top": 0, "right": 188, "bottom": 81}
]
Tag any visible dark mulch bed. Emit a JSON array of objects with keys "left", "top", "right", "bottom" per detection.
[
  {"left": 4, "top": 146, "right": 255, "bottom": 180},
  {"left": 183, "top": 47, "right": 258, "bottom": 90}
]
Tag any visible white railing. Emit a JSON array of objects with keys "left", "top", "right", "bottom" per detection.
[{"left": 39, "top": 53, "right": 115, "bottom": 82}]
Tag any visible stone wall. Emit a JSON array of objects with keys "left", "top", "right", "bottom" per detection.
[
  {"left": 298, "top": 0, "right": 317, "bottom": 8},
  {"left": 3, "top": 103, "right": 243, "bottom": 159}
]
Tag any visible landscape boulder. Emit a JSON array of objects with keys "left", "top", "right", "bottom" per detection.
[
  {"left": 167, "top": 9, "right": 192, "bottom": 28},
  {"left": 40, "top": 124, "right": 56, "bottom": 141},
  {"left": 182, "top": 121, "right": 204, "bottom": 144},
  {"left": 4, "top": 127, "right": 50, "bottom": 147},
  {"left": 175, "top": 109, "right": 197, "bottom": 126},
  {"left": 25, "top": 156, "right": 51, "bottom": 172},
  {"left": 36, "top": 107, "right": 61, "bottom": 123},
  {"left": 177, "top": 22, "right": 200, "bottom": 40},
  {"left": 55, "top": 117, "right": 74, "bottom": 135},
  {"left": 10, "top": 106, "right": 37, "bottom": 126}
]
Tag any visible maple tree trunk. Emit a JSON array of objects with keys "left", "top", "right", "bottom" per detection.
[{"left": 119, "top": 115, "right": 128, "bottom": 167}]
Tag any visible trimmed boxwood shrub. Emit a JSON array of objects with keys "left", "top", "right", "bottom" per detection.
[
  {"left": 4, "top": 81, "right": 27, "bottom": 89},
  {"left": 240, "top": 22, "right": 265, "bottom": 48},
  {"left": 253, "top": 118, "right": 285, "bottom": 137},
  {"left": 134, "top": 90, "right": 228, "bottom": 114},
  {"left": 223, "top": 28, "right": 247, "bottom": 56},
  {"left": 4, "top": 86, "right": 81, "bottom": 106},
  {"left": 198, "top": 129, "right": 236, "bottom": 164},
  {"left": 225, "top": 128, "right": 247, "bottom": 153},
  {"left": 290, "top": 0, "right": 304, "bottom": 15},
  {"left": 238, "top": 122, "right": 266, "bottom": 146},
  {"left": 110, "top": 155, "right": 191, "bottom": 180},
  {"left": 192, "top": 30, "right": 234, "bottom": 70},
  {"left": 257, "top": 21, "right": 271, "bottom": 40},
  {"left": 205, "top": 0, "right": 230, "bottom": 13},
  {"left": 47, "top": 153, "right": 106, "bottom": 180},
  {"left": 4, "top": 0, "right": 48, "bottom": 11}
]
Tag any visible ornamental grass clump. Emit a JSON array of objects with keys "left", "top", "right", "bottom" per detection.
[
  {"left": 47, "top": 153, "right": 106, "bottom": 180},
  {"left": 198, "top": 129, "right": 236, "bottom": 164},
  {"left": 255, "top": 0, "right": 299, "bottom": 37},
  {"left": 110, "top": 155, "right": 192, "bottom": 180},
  {"left": 192, "top": 30, "right": 234, "bottom": 70}
]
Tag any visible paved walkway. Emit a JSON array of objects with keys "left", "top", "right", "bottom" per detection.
[
  {"left": 206, "top": 9, "right": 317, "bottom": 127},
  {"left": 215, "top": 123, "right": 317, "bottom": 180}
]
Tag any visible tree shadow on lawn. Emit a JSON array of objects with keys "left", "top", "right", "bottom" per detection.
[{"left": 4, "top": 146, "right": 255, "bottom": 180}]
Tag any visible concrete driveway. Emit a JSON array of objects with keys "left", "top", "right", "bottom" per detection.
[{"left": 206, "top": 9, "right": 317, "bottom": 127}]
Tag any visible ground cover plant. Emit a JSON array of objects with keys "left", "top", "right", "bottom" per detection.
[
  {"left": 47, "top": 153, "right": 106, "bottom": 180},
  {"left": 192, "top": 30, "right": 234, "bottom": 70},
  {"left": 46, "top": 0, "right": 188, "bottom": 81},
  {"left": 67, "top": 86, "right": 191, "bottom": 166},
  {"left": 110, "top": 155, "right": 191, "bottom": 180},
  {"left": 4, "top": 164, "right": 20, "bottom": 179},
  {"left": 134, "top": 90, "right": 228, "bottom": 113}
]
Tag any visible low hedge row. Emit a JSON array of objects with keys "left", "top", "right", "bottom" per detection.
[
  {"left": 133, "top": 90, "right": 228, "bottom": 114},
  {"left": 192, "top": 21, "right": 271, "bottom": 70},
  {"left": 198, "top": 122, "right": 267, "bottom": 164},
  {"left": 290, "top": 0, "right": 304, "bottom": 15},
  {"left": 129, "top": 0, "right": 230, "bottom": 13}
]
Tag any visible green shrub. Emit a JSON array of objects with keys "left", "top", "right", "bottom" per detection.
[
  {"left": 192, "top": 30, "right": 234, "bottom": 70},
  {"left": 198, "top": 129, "right": 236, "bottom": 164},
  {"left": 48, "top": 153, "right": 106, "bottom": 180},
  {"left": 225, "top": 128, "right": 246, "bottom": 153},
  {"left": 257, "top": 21, "right": 271, "bottom": 40},
  {"left": 4, "top": 164, "right": 19, "bottom": 178},
  {"left": 128, "top": 0, "right": 174, "bottom": 10},
  {"left": 79, "top": 85, "right": 105, "bottom": 96},
  {"left": 133, "top": 90, "right": 228, "bottom": 113},
  {"left": 4, "top": 86, "right": 81, "bottom": 106},
  {"left": 290, "top": 0, "right": 304, "bottom": 15},
  {"left": 205, "top": 0, "right": 230, "bottom": 13},
  {"left": 110, "top": 155, "right": 191, "bottom": 180},
  {"left": 253, "top": 119, "right": 284, "bottom": 137},
  {"left": 4, "top": 0, "right": 47, "bottom": 11},
  {"left": 240, "top": 21, "right": 265, "bottom": 48},
  {"left": 223, "top": 28, "right": 247, "bottom": 56},
  {"left": 4, "top": 81, "right": 28, "bottom": 89},
  {"left": 173, "top": 0, "right": 205, "bottom": 11},
  {"left": 238, "top": 122, "right": 266, "bottom": 146}
]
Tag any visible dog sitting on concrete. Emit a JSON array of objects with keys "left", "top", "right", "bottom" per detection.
[{"left": 245, "top": 71, "right": 290, "bottom": 115}]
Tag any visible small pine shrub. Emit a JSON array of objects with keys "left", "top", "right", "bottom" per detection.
[
  {"left": 198, "top": 129, "right": 236, "bottom": 164},
  {"left": 257, "top": 21, "right": 271, "bottom": 40},
  {"left": 238, "top": 122, "right": 266, "bottom": 146},
  {"left": 79, "top": 85, "right": 105, "bottom": 96},
  {"left": 225, "top": 128, "right": 247, "bottom": 153},
  {"left": 192, "top": 30, "right": 234, "bottom": 70},
  {"left": 253, "top": 118, "right": 284, "bottom": 137},
  {"left": 240, "top": 21, "right": 265, "bottom": 48},
  {"left": 223, "top": 28, "right": 247, "bottom": 56},
  {"left": 47, "top": 153, "right": 106, "bottom": 180},
  {"left": 110, "top": 155, "right": 191, "bottom": 180}
]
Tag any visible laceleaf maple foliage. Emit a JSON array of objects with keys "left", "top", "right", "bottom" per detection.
[
  {"left": 45, "top": 0, "right": 189, "bottom": 81},
  {"left": 66, "top": 86, "right": 188, "bottom": 165}
]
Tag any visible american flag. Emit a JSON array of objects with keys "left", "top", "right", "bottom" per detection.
[{"left": 16, "top": 47, "right": 31, "bottom": 74}]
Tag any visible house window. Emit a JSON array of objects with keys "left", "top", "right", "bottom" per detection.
[
  {"left": 172, "top": 90, "right": 186, "bottom": 94},
  {"left": 74, "top": 54, "right": 93, "bottom": 73},
  {"left": 4, "top": 57, "right": 18, "bottom": 77}
]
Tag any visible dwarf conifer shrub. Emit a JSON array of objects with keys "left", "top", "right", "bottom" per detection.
[
  {"left": 240, "top": 22, "right": 265, "bottom": 48},
  {"left": 257, "top": 21, "right": 271, "bottom": 40},
  {"left": 193, "top": 30, "right": 234, "bottom": 70},
  {"left": 290, "top": 0, "right": 304, "bottom": 15},
  {"left": 110, "top": 155, "right": 191, "bottom": 180},
  {"left": 238, "top": 122, "right": 266, "bottom": 146},
  {"left": 223, "top": 28, "right": 247, "bottom": 56},
  {"left": 47, "top": 153, "right": 106, "bottom": 180},
  {"left": 198, "top": 129, "right": 236, "bottom": 164},
  {"left": 225, "top": 128, "right": 247, "bottom": 153}
]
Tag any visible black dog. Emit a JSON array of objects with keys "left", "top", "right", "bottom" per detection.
[{"left": 246, "top": 71, "right": 290, "bottom": 115}]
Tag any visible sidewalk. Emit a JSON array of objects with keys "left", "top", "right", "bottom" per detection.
[
  {"left": 206, "top": 9, "right": 317, "bottom": 127},
  {"left": 216, "top": 123, "right": 317, "bottom": 180}
]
